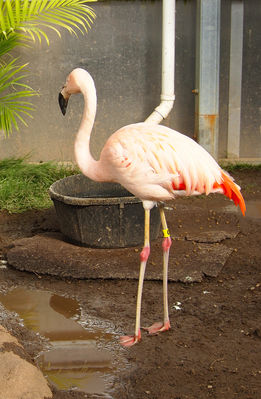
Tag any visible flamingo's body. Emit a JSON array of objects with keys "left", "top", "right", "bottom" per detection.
[{"left": 59, "top": 68, "right": 246, "bottom": 346}]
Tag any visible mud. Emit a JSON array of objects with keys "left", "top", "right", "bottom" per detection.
[{"left": 0, "top": 169, "right": 260, "bottom": 399}]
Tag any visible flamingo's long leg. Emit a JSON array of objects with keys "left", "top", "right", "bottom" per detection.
[
  {"left": 120, "top": 208, "right": 151, "bottom": 347},
  {"left": 143, "top": 206, "right": 171, "bottom": 335}
]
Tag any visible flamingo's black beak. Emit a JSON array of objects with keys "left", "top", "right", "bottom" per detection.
[{"left": 58, "top": 91, "right": 68, "bottom": 116}]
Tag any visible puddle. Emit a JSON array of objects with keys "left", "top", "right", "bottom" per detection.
[
  {"left": 0, "top": 287, "right": 115, "bottom": 395},
  {"left": 223, "top": 200, "right": 261, "bottom": 219}
]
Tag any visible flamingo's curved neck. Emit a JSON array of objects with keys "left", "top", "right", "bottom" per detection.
[{"left": 74, "top": 74, "right": 103, "bottom": 181}]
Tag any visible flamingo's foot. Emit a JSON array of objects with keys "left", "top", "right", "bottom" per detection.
[
  {"left": 142, "top": 320, "right": 171, "bottom": 335},
  {"left": 120, "top": 330, "right": 141, "bottom": 347}
]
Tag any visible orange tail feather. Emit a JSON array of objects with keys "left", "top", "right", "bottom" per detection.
[{"left": 215, "top": 171, "right": 246, "bottom": 216}]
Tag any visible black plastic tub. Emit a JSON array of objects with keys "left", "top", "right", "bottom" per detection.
[{"left": 49, "top": 174, "right": 161, "bottom": 248}]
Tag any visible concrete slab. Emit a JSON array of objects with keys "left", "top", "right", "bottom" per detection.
[
  {"left": 7, "top": 232, "right": 233, "bottom": 283},
  {"left": 185, "top": 230, "right": 239, "bottom": 243}
]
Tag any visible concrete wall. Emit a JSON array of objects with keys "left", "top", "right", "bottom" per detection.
[
  {"left": 0, "top": 0, "right": 260, "bottom": 162},
  {"left": 219, "top": 0, "right": 261, "bottom": 160}
]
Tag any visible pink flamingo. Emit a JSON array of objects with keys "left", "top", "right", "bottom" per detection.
[{"left": 59, "top": 68, "right": 246, "bottom": 346}]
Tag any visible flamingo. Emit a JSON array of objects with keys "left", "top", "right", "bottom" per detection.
[{"left": 58, "top": 68, "right": 246, "bottom": 347}]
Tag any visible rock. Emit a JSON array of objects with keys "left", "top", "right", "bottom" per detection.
[
  {"left": 0, "top": 325, "right": 22, "bottom": 347},
  {"left": 0, "top": 352, "right": 52, "bottom": 399},
  {"left": 0, "top": 325, "right": 52, "bottom": 399}
]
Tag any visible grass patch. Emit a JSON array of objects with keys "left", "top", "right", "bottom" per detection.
[
  {"left": 0, "top": 158, "right": 79, "bottom": 213},
  {"left": 221, "top": 163, "right": 261, "bottom": 172}
]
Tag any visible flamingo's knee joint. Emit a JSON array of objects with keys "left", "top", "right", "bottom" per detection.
[
  {"left": 140, "top": 246, "right": 150, "bottom": 262},
  {"left": 162, "top": 237, "right": 172, "bottom": 252}
]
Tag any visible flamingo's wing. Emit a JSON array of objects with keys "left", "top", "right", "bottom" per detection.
[
  {"left": 101, "top": 125, "right": 177, "bottom": 191},
  {"left": 102, "top": 123, "right": 221, "bottom": 194},
  {"left": 101, "top": 123, "right": 246, "bottom": 215}
]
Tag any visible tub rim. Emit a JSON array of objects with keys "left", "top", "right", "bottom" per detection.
[{"left": 49, "top": 175, "right": 142, "bottom": 206}]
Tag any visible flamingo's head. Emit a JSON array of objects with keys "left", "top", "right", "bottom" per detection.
[{"left": 58, "top": 68, "right": 87, "bottom": 115}]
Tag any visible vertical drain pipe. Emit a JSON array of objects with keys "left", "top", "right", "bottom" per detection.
[
  {"left": 227, "top": 1, "right": 244, "bottom": 160},
  {"left": 194, "top": 0, "right": 221, "bottom": 159},
  {"left": 145, "top": 0, "right": 175, "bottom": 124}
]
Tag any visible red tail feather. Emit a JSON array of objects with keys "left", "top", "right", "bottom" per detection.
[{"left": 215, "top": 171, "right": 246, "bottom": 216}]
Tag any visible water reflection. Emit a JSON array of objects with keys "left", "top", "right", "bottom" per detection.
[{"left": 0, "top": 288, "right": 113, "bottom": 394}]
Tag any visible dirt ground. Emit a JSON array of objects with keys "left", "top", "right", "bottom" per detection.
[{"left": 0, "top": 169, "right": 260, "bottom": 399}]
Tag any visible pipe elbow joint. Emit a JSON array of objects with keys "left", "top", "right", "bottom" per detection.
[{"left": 145, "top": 96, "right": 175, "bottom": 124}]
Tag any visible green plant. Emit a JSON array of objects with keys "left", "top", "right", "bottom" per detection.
[
  {"left": 220, "top": 163, "right": 261, "bottom": 172},
  {"left": 0, "top": 0, "right": 96, "bottom": 136},
  {"left": 0, "top": 157, "right": 79, "bottom": 212}
]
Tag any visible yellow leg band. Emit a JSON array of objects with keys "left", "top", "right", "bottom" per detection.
[{"left": 162, "top": 228, "right": 170, "bottom": 238}]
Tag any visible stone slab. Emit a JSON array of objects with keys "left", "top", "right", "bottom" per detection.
[
  {"left": 185, "top": 230, "right": 239, "bottom": 243},
  {"left": 7, "top": 232, "right": 234, "bottom": 283}
]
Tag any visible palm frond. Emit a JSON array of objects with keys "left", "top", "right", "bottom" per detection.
[
  {"left": 0, "top": 0, "right": 96, "bottom": 137},
  {"left": 0, "top": 59, "right": 38, "bottom": 136},
  {"left": 0, "top": 33, "right": 21, "bottom": 57},
  {"left": 0, "top": 97, "right": 36, "bottom": 134},
  {"left": 0, "top": 0, "right": 96, "bottom": 44}
]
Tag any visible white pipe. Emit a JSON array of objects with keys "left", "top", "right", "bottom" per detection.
[{"left": 145, "top": 0, "right": 175, "bottom": 124}]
